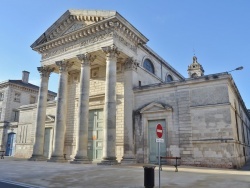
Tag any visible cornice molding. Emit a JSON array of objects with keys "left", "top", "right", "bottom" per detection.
[
  {"left": 48, "top": 14, "right": 106, "bottom": 41},
  {"left": 41, "top": 30, "right": 114, "bottom": 60},
  {"left": 33, "top": 18, "right": 146, "bottom": 54}
]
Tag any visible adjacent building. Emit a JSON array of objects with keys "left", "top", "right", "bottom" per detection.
[
  {"left": 14, "top": 10, "right": 250, "bottom": 168},
  {"left": 0, "top": 71, "right": 56, "bottom": 156}
]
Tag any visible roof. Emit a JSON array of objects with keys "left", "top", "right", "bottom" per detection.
[{"left": 0, "top": 80, "right": 57, "bottom": 96}]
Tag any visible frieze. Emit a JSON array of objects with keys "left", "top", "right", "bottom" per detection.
[
  {"left": 113, "top": 32, "right": 137, "bottom": 53},
  {"left": 42, "top": 31, "right": 114, "bottom": 60}
]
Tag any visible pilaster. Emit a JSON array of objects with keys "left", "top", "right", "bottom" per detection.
[{"left": 121, "top": 57, "right": 138, "bottom": 164}]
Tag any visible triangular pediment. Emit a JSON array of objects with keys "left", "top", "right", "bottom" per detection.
[
  {"left": 31, "top": 9, "right": 117, "bottom": 48},
  {"left": 139, "top": 102, "right": 172, "bottom": 114},
  {"left": 63, "top": 22, "right": 86, "bottom": 35}
]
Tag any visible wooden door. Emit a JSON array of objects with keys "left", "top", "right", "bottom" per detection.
[
  {"left": 6, "top": 133, "right": 16, "bottom": 156},
  {"left": 88, "top": 109, "right": 103, "bottom": 162}
]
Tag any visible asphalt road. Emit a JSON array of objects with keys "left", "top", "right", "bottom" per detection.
[{"left": 0, "top": 181, "right": 27, "bottom": 188}]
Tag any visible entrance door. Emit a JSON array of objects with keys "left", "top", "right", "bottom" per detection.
[
  {"left": 88, "top": 109, "right": 103, "bottom": 162},
  {"left": 148, "top": 120, "right": 166, "bottom": 163},
  {"left": 6, "top": 133, "right": 16, "bottom": 156},
  {"left": 43, "top": 128, "right": 53, "bottom": 159}
]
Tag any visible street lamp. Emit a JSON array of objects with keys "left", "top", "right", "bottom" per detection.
[{"left": 227, "top": 66, "right": 244, "bottom": 73}]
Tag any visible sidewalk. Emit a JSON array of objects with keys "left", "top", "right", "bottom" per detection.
[
  {"left": 241, "top": 160, "right": 250, "bottom": 171},
  {"left": 0, "top": 157, "right": 249, "bottom": 188}
]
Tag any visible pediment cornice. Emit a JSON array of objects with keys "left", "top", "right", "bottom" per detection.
[
  {"left": 137, "top": 102, "right": 173, "bottom": 114},
  {"left": 31, "top": 10, "right": 148, "bottom": 54}
]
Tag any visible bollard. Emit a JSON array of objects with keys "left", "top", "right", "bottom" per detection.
[{"left": 143, "top": 165, "right": 156, "bottom": 188}]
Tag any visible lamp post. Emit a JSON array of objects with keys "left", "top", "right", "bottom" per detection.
[{"left": 227, "top": 66, "right": 243, "bottom": 73}]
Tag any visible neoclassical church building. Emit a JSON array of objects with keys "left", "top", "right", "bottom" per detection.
[{"left": 14, "top": 10, "right": 250, "bottom": 168}]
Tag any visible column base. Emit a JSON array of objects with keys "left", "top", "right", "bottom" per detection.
[
  {"left": 71, "top": 156, "right": 92, "bottom": 164},
  {"left": 98, "top": 157, "right": 118, "bottom": 165},
  {"left": 121, "top": 156, "right": 136, "bottom": 164},
  {"left": 29, "top": 155, "right": 47, "bottom": 161},
  {"left": 47, "top": 156, "right": 67, "bottom": 163}
]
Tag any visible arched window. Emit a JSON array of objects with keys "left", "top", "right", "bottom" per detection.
[
  {"left": 143, "top": 59, "right": 154, "bottom": 74},
  {"left": 191, "top": 73, "right": 198, "bottom": 78},
  {"left": 165, "top": 75, "right": 173, "bottom": 82}
]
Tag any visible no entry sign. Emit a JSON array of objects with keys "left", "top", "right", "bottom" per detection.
[{"left": 156, "top": 124, "right": 163, "bottom": 138}]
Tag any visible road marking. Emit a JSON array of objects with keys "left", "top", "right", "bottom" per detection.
[{"left": 0, "top": 179, "right": 45, "bottom": 188}]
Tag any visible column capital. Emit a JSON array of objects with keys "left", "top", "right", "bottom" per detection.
[
  {"left": 56, "top": 60, "right": 73, "bottom": 73},
  {"left": 124, "top": 57, "right": 139, "bottom": 71},
  {"left": 37, "top": 66, "right": 54, "bottom": 78},
  {"left": 77, "top": 53, "right": 96, "bottom": 66},
  {"left": 102, "top": 44, "right": 120, "bottom": 60}
]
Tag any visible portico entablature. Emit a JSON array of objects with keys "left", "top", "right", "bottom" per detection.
[{"left": 31, "top": 10, "right": 148, "bottom": 66}]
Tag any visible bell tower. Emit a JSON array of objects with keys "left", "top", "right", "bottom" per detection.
[{"left": 188, "top": 56, "right": 204, "bottom": 78}]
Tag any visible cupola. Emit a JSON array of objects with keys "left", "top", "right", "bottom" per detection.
[{"left": 188, "top": 56, "right": 204, "bottom": 78}]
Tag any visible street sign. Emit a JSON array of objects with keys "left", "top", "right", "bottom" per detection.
[
  {"left": 156, "top": 124, "right": 163, "bottom": 138},
  {"left": 156, "top": 123, "right": 163, "bottom": 188},
  {"left": 156, "top": 138, "right": 164, "bottom": 143}
]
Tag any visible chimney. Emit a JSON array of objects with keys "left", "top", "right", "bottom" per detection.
[{"left": 22, "top": 71, "right": 30, "bottom": 83}]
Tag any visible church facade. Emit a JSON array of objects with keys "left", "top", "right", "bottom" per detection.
[{"left": 14, "top": 10, "right": 250, "bottom": 168}]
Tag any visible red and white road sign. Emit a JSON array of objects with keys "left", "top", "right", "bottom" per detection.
[{"left": 156, "top": 124, "right": 163, "bottom": 138}]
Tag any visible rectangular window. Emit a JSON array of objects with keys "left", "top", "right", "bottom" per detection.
[
  {"left": 12, "top": 109, "right": 19, "bottom": 122},
  {"left": 30, "top": 96, "right": 36, "bottom": 104},
  {"left": 14, "top": 92, "right": 21, "bottom": 102},
  {"left": 0, "top": 92, "right": 4, "bottom": 101}
]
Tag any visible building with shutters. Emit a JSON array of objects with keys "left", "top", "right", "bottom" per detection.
[
  {"left": 14, "top": 10, "right": 250, "bottom": 168},
  {"left": 0, "top": 71, "right": 56, "bottom": 156}
]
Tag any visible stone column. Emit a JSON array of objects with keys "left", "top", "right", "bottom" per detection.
[
  {"left": 29, "top": 66, "right": 54, "bottom": 161},
  {"left": 121, "top": 58, "right": 138, "bottom": 164},
  {"left": 100, "top": 45, "right": 119, "bottom": 165},
  {"left": 49, "top": 60, "right": 72, "bottom": 162},
  {"left": 72, "top": 53, "right": 95, "bottom": 164}
]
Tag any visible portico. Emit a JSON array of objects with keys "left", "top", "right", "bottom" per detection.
[{"left": 29, "top": 10, "right": 148, "bottom": 164}]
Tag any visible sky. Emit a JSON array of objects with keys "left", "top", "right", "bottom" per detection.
[{"left": 0, "top": 0, "right": 249, "bottom": 108}]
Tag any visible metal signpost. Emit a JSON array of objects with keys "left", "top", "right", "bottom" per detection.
[{"left": 156, "top": 124, "right": 163, "bottom": 188}]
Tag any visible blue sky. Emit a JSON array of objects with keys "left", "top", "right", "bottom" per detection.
[{"left": 0, "top": 0, "right": 249, "bottom": 108}]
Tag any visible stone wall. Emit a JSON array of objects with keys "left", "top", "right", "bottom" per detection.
[
  {"left": 15, "top": 104, "right": 36, "bottom": 158},
  {"left": 63, "top": 66, "right": 125, "bottom": 161},
  {"left": 133, "top": 76, "right": 249, "bottom": 168},
  {"left": 0, "top": 86, "right": 10, "bottom": 121},
  {"left": 134, "top": 85, "right": 180, "bottom": 163},
  {"left": 15, "top": 101, "right": 56, "bottom": 158},
  {"left": 228, "top": 80, "right": 250, "bottom": 167}
]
